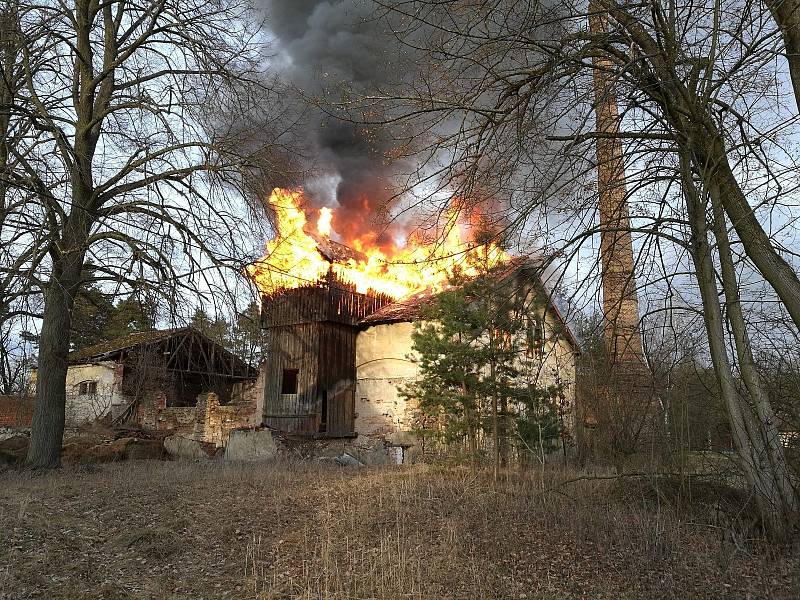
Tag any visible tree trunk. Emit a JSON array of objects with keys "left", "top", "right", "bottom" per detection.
[
  {"left": 26, "top": 225, "right": 86, "bottom": 469},
  {"left": 693, "top": 132, "right": 800, "bottom": 333},
  {"left": 490, "top": 360, "right": 500, "bottom": 480},
  {"left": 683, "top": 152, "right": 797, "bottom": 537},
  {"left": 499, "top": 390, "right": 509, "bottom": 467},
  {"left": 463, "top": 387, "right": 478, "bottom": 468},
  {"left": 709, "top": 182, "right": 798, "bottom": 535},
  {"left": 764, "top": 0, "right": 800, "bottom": 108},
  {"left": 26, "top": 278, "right": 75, "bottom": 468}
]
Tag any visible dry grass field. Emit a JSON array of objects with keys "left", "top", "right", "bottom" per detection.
[{"left": 0, "top": 460, "right": 797, "bottom": 599}]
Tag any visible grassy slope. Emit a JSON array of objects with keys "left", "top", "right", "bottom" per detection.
[{"left": 0, "top": 461, "right": 797, "bottom": 599}]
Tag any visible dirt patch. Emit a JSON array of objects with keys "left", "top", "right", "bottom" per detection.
[
  {"left": 3, "top": 428, "right": 169, "bottom": 468},
  {"left": 76, "top": 437, "right": 165, "bottom": 463},
  {"left": 115, "top": 527, "right": 185, "bottom": 560},
  {"left": 0, "top": 435, "right": 28, "bottom": 467}
]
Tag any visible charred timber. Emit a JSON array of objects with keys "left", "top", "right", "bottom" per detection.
[{"left": 261, "top": 276, "right": 394, "bottom": 329}]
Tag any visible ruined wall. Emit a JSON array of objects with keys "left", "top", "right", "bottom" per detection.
[
  {"left": 0, "top": 395, "right": 33, "bottom": 428},
  {"left": 232, "top": 361, "right": 266, "bottom": 427},
  {"left": 193, "top": 392, "right": 260, "bottom": 447},
  {"left": 0, "top": 395, "right": 34, "bottom": 440},
  {"left": 136, "top": 371, "right": 262, "bottom": 447}
]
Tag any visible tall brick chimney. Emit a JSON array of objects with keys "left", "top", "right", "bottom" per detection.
[
  {"left": 586, "top": 4, "right": 660, "bottom": 456},
  {"left": 589, "top": 4, "right": 645, "bottom": 368}
]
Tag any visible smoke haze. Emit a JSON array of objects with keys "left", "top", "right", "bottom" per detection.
[{"left": 258, "top": 0, "right": 411, "bottom": 249}]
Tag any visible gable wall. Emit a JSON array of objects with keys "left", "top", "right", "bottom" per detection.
[{"left": 354, "top": 294, "right": 578, "bottom": 452}]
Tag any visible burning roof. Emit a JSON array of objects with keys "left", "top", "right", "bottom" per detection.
[
  {"left": 359, "top": 256, "right": 532, "bottom": 326},
  {"left": 358, "top": 257, "right": 581, "bottom": 351},
  {"left": 308, "top": 232, "right": 366, "bottom": 264},
  {"left": 247, "top": 188, "right": 510, "bottom": 301}
]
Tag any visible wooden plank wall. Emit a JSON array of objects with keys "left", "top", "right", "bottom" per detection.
[
  {"left": 262, "top": 282, "right": 393, "bottom": 328},
  {"left": 261, "top": 280, "right": 390, "bottom": 437},
  {"left": 262, "top": 321, "right": 359, "bottom": 436},
  {"left": 263, "top": 323, "right": 321, "bottom": 433},
  {"left": 318, "top": 322, "right": 357, "bottom": 436}
]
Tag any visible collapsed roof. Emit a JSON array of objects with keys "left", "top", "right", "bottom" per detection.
[{"left": 67, "top": 327, "right": 258, "bottom": 379}]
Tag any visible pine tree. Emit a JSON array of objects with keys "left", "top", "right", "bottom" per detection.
[
  {"left": 102, "top": 294, "right": 158, "bottom": 340},
  {"left": 70, "top": 284, "right": 116, "bottom": 350},
  {"left": 189, "top": 308, "right": 230, "bottom": 347},
  {"left": 188, "top": 304, "right": 265, "bottom": 365},
  {"left": 230, "top": 302, "right": 266, "bottom": 365},
  {"left": 402, "top": 262, "right": 562, "bottom": 473}
]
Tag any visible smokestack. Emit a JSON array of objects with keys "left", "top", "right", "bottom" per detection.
[
  {"left": 586, "top": 3, "right": 664, "bottom": 458},
  {"left": 589, "top": 4, "right": 645, "bottom": 368}
]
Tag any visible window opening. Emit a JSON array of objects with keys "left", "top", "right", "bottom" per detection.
[
  {"left": 281, "top": 369, "right": 299, "bottom": 394},
  {"left": 526, "top": 317, "right": 544, "bottom": 358},
  {"left": 77, "top": 380, "right": 98, "bottom": 395}
]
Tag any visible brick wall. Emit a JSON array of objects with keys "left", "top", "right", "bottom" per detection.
[
  {"left": 193, "top": 392, "right": 257, "bottom": 447},
  {"left": 131, "top": 386, "right": 259, "bottom": 447},
  {"left": 0, "top": 396, "right": 34, "bottom": 428}
]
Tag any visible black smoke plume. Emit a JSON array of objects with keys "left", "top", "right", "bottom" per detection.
[{"left": 258, "top": 0, "right": 410, "bottom": 249}]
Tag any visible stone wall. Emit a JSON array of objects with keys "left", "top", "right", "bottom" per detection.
[
  {"left": 192, "top": 393, "right": 258, "bottom": 447},
  {"left": 123, "top": 362, "right": 266, "bottom": 446},
  {"left": 134, "top": 370, "right": 263, "bottom": 447}
]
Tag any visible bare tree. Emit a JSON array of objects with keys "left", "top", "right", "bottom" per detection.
[
  {"left": 359, "top": 0, "right": 800, "bottom": 535},
  {"left": 764, "top": 0, "right": 800, "bottom": 104},
  {"left": 1, "top": 0, "right": 292, "bottom": 469}
]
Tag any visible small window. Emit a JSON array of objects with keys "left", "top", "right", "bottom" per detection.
[
  {"left": 77, "top": 380, "right": 98, "bottom": 395},
  {"left": 526, "top": 317, "right": 544, "bottom": 358},
  {"left": 281, "top": 369, "right": 299, "bottom": 395}
]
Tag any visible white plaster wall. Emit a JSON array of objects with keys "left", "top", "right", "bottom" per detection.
[
  {"left": 64, "top": 363, "right": 118, "bottom": 425},
  {"left": 355, "top": 322, "right": 420, "bottom": 442},
  {"left": 520, "top": 307, "right": 578, "bottom": 434},
  {"left": 354, "top": 306, "right": 579, "bottom": 445},
  {"left": 61, "top": 362, "right": 125, "bottom": 426}
]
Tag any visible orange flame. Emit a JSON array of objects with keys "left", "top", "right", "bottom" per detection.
[
  {"left": 247, "top": 188, "right": 509, "bottom": 300},
  {"left": 317, "top": 207, "right": 333, "bottom": 237}
]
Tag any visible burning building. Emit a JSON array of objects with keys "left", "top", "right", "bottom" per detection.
[
  {"left": 260, "top": 272, "right": 393, "bottom": 437},
  {"left": 249, "top": 189, "right": 579, "bottom": 457}
]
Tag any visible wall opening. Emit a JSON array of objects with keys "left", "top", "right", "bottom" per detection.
[
  {"left": 389, "top": 445, "right": 405, "bottom": 465},
  {"left": 281, "top": 369, "right": 299, "bottom": 395},
  {"left": 77, "top": 380, "right": 98, "bottom": 395},
  {"left": 319, "top": 390, "right": 328, "bottom": 433}
]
